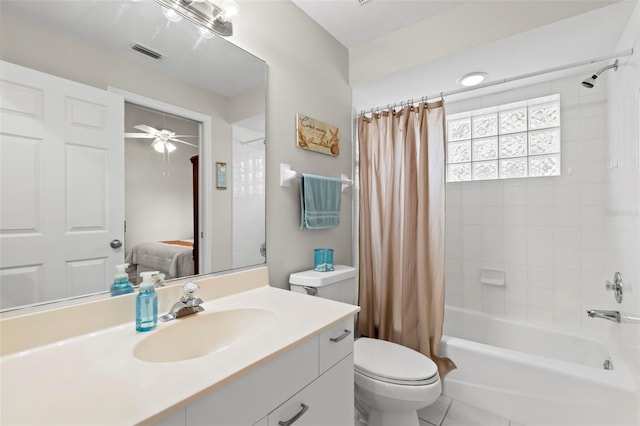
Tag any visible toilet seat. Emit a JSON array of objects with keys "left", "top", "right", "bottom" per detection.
[{"left": 354, "top": 337, "right": 439, "bottom": 386}]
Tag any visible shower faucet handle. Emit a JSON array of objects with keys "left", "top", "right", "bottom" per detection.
[{"left": 605, "top": 272, "right": 623, "bottom": 304}]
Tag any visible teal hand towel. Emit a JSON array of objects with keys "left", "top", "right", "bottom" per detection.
[{"left": 300, "top": 173, "right": 342, "bottom": 229}]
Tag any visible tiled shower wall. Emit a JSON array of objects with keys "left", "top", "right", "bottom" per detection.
[
  {"left": 232, "top": 128, "right": 266, "bottom": 269},
  {"left": 445, "top": 73, "right": 614, "bottom": 337},
  {"left": 606, "top": 16, "right": 640, "bottom": 381}
]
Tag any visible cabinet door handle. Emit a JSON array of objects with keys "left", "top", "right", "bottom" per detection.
[
  {"left": 329, "top": 329, "right": 351, "bottom": 343},
  {"left": 278, "top": 403, "right": 309, "bottom": 426}
]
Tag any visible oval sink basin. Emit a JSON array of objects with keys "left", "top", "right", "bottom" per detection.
[{"left": 134, "top": 308, "right": 278, "bottom": 363}]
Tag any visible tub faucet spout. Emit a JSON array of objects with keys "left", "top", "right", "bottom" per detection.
[{"left": 586, "top": 309, "right": 621, "bottom": 323}]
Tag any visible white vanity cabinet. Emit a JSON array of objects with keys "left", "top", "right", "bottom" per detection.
[
  {"left": 267, "top": 318, "right": 355, "bottom": 426},
  {"left": 156, "top": 316, "right": 355, "bottom": 426}
]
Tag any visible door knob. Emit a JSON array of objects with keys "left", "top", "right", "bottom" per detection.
[{"left": 110, "top": 239, "right": 123, "bottom": 249}]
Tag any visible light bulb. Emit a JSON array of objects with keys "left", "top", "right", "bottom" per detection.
[
  {"left": 219, "top": 0, "right": 239, "bottom": 22},
  {"left": 198, "top": 26, "right": 215, "bottom": 39},
  {"left": 162, "top": 6, "right": 183, "bottom": 23},
  {"left": 165, "top": 142, "right": 177, "bottom": 153},
  {"left": 152, "top": 140, "right": 165, "bottom": 153},
  {"left": 457, "top": 72, "right": 487, "bottom": 87}
]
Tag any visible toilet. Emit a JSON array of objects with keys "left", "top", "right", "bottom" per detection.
[{"left": 289, "top": 265, "right": 441, "bottom": 426}]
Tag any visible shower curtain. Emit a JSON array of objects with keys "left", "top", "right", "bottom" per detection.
[{"left": 357, "top": 101, "right": 455, "bottom": 377}]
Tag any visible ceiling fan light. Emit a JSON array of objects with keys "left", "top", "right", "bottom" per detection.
[
  {"left": 166, "top": 142, "right": 177, "bottom": 153},
  {"left": 152, "top": 139, "right": 165, "bottom": 153}
]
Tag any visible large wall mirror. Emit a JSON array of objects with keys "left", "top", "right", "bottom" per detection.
[{"left": 0, "top": 0, "right": 267, "bottom": 311}]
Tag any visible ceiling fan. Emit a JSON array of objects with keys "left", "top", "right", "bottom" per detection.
[{"left": 125, "top": 124, "right": 198, "bottom": 153}]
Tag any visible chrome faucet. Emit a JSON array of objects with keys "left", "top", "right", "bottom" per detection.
[
  {"left": 152, "top": 272, "right": 166, "bottom": 287},
  {"left": 586, "top": 309, "right": 621, "bottom": 323},
  {"left": 160, "top": 282, "right": 204, "bottom": 322}
]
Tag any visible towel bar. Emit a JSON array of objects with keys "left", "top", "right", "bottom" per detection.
[{"left": 279, "top": 163, "right": 354, "bottom": 192}]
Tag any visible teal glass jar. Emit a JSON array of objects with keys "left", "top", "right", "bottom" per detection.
[{"left": 314, "top": 248, "right": 334, "bottom": 272}]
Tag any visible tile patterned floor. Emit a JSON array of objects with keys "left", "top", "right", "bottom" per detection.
[
  {"left": 355, "top": 395, "right": 523, "bottom": 426},
  {"left": 418, "top": 396, "right": 523, "bottom": 426}
]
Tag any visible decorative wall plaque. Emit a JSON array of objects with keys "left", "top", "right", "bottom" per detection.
[{"left": 296, "top": 114, "right": 339, "bottom": 156}]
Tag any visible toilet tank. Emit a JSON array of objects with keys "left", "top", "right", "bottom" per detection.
[{"left": 289, "top": 265, "right": 356, "bottom": 305}]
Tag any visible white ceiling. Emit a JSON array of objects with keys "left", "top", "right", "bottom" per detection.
[
  {"left": 5, "top": 0, "right": 635, "bottom": 111},
  {"left": 351, "top": 1, "right": 636, "bottom": 110},
  {"left": 291, "top": 0, "right": 636, "bottom": 110},
  {"left": 1, "top": 0, "right": 265, "bottom": 98},
  {"left": 291, "top": 0, "right": 463, "bottom": 48}
]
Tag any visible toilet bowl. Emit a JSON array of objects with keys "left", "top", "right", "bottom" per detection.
[
  {"left": 354, "top": 337, "right": 441, "bottom": 426},
  {"left": 288, "top": 266, "right": 442, "bottom": 425}
]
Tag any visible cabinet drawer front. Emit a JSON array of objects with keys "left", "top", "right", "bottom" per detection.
[
  {"left": 186, "top": 336, "right": 319, "bottom": 426},
  {"left": 318, "top": 317, "right": 354, "bottom": 374},
  {"left": 267, "top": 354, "right": 354, "bottom": 426}
]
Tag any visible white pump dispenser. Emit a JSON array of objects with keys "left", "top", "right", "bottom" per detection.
[
  {"left": 110, "top": 263, "right": 134, "bottom": 296},
  {"left": 136, "top": 271, "right": 159, "bottom": 332}
]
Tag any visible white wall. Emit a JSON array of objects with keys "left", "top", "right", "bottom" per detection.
[
  {"left": 228, "top": 1, "right": 353, "bottom": 288},
  {"left": 606, "top": 0, "right": 640, "bottom": 391},
  {"left": 445, "top": 73, "right": 612, "bottom": 332}
]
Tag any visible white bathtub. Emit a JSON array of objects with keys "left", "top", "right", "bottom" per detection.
[{"left": 440, "top": 305, "right": 639, "bottom": 426}]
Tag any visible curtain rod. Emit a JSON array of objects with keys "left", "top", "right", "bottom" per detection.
[{"left": 358, "top": 48, "right": 634, "bottom": 116}]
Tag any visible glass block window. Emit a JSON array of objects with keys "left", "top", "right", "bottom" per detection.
[{"left": 446, "top": 94, "right": 560, "bottom": 182}]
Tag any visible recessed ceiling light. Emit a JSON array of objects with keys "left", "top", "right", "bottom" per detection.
[{"left": 458, "top": 72, "right": 487, "bottom": 87}]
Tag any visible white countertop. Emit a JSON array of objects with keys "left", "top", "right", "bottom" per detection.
[{"left": 0, "top": 285, "right": 359, "bottom": 425}]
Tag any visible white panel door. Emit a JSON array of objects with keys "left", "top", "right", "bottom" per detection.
[{"left": 0, "top": 60, "right": 124, "bottom": 309}]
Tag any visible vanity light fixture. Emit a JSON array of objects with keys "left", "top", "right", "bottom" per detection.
[
  {"left": 154, "top": 0, "right": 239, "bottom": 37},
  {"left": 457, "top": 72, "right": 487, "bottom": 87}
]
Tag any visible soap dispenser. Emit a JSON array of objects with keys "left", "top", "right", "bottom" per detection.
[
  {"left": 136, "top": 271, "right": 159, "bottom": 332},
  {"left": 110, "top": 263, "right": 134, "bottom": 297}
]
